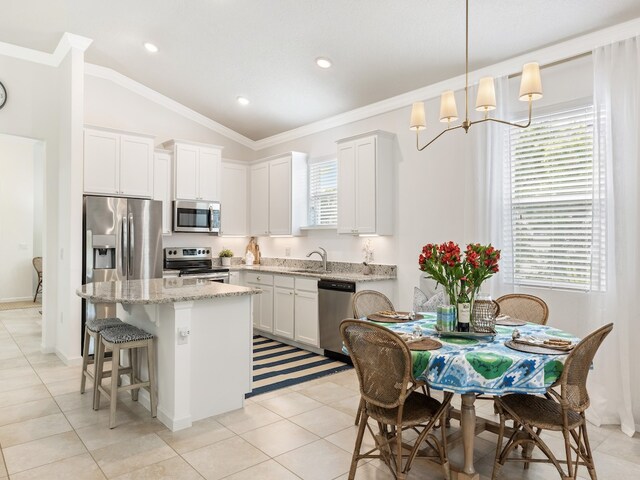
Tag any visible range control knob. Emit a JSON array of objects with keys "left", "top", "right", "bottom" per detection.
[{"left": 206, "top": 249, "right": 210, "bottom": 254}]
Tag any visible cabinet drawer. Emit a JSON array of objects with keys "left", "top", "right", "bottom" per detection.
[
  {"left": 274, "top": 275, "right": 295, "bottom": 289},
  {"left": 295, "top": 277, "right": 318, "bottom": 292},
  {"left": 245, "top": 272, "right": 273, "bottom": 286}
]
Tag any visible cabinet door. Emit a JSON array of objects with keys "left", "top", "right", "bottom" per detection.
[
  {"left": 259, "top": 284, "right": 274, "bottom": 333},
  {"left": 153, "top": 152, "right": 172, "bottom": 235},
  {"left": 354, "top": 136, "right": 377, "bottom": 234},
  {"left": 175, "top": 144, "right": 199, "bottom": 200},
  {"left": 198, "top": 147, "right": 221, "bottom": 201},
  {"left": 250, "top": 163, "right": 270, "bottom": 236},
  {"left": 273, "top": 286, "right": 294, "bottom": 339},
  {"left": 294, "top": 290, "right": 319, "bottom": 347},
  {"left": 221, "top": 163, "right": 247, "bottom": 236},
  {"left": 119, "top": 135, "right": 154, "bottom": 198},
  {"left": 249, "top": 283, "right": 261, "bottom": 329},
  {"left": 84, "top": 129, "right": 119, "bottom": 195},
  {"left": 268, "top": 156, "right": 292, "bottom": 235},
  {"left": 337, "top": 142, "right": 356, "bottom": 234}
]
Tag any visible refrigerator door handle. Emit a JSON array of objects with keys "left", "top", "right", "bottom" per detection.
[
  {"left": 128, "top": 212, "right": 134, "bottom": 278},
  {"left": 121, "top": 217, "right": 128, "bottom": 278}
]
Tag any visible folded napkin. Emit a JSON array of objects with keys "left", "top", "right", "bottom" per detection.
[
  {"left": 376, "top": 311, "right": 411, "bottom": 320},
  {"left": 514, "top": 337, "right": 574, "bottom": 351}
]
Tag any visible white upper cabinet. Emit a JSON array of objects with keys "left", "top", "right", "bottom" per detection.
[
  {"left": 221, "top": 161, "right": 248, "bottom": 236},
  {"left": 337, "top": 131, "right": 395, "bottom": 235},
  {"left": 250, "top": 163, "right": 270, "bottom": 236},
  {"left": 162, "top": 140, "right": 223, "bottom": 201},
  {"left": 84, "top": 127, "right": 154, "bottom": 198},
  {"left": 249, "top": 152, "right": 308, "bottom": 236},
  {"left": 153, "top": 150, "right": 172, "bottom": 235}
]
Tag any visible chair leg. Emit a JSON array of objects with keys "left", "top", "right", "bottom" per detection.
[
  {"left": 354, "top": 397, "right": 364, "bottom": 425},
  {"left": 109, "top": 345, "right": 120, "bottom": 428},
  {"left": 348, "top": 409, "right": 369, "bottom": 480},
  {"left": 80, "top": 328, "right": 91, "bottom": 394},
  {"left": 580, "top": 422, "right": 597, "bottom": 480},
  {"left": 33, "top": 279, "right": 41, "bottom": 302},
  {"left": 130, "top": 348, "right": 139, "bottom": 401},
  {"left": 147, "top": 339, "right": 157, "bottom": 418},
  {"left": 93, "top": 337, "right": 105, "bottom": 410}
]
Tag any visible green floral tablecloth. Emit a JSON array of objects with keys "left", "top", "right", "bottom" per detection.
[{"left": 371, "top": 313, "right": 579, "bottom": 396}]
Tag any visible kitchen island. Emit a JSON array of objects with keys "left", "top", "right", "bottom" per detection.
[{"left": 77, "top": 277, "right": 261, "bottom": 431}]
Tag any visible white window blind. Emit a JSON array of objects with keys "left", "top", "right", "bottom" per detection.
[
  {"left": 308, "top": 158, "right": 338, "bottom": 226},
  {"left": 508, "top": 104, "right": 602, "bottom": 290}
]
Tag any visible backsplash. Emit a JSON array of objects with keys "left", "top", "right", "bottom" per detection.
[{"left": 257, "top": 257, "right": 396, "bottom": 277}]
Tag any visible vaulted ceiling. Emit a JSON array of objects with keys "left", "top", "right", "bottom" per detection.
[{"left": 2, "top": 0, "right": 640, "bottom": 140}]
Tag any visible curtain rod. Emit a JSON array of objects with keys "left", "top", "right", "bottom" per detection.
[{"left": 508, "top": 51, "right": 592, "bottom": 79}]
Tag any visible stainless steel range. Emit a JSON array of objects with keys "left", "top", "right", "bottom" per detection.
[{"left": 164, "top": 247, "right": 230, "bottom": 283}]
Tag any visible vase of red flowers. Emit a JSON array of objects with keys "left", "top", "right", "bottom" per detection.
[{"left": 418, "top": 242, "right": 501, "bottom": 322}]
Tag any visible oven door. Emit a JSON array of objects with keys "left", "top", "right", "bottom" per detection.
[{"left": 173, "top": 201, "right": 220, "bottom": 234}]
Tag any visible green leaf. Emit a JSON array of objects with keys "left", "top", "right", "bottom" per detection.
[{"left": 465, "top": 352, "right": 513, "bottom": 379}]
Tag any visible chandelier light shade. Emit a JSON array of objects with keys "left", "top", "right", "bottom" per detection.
[
  {"left": 519, "top": 62, "right": 543, "bottom": 100},
  {"left": 410, "top": 102, "right": 427, "bottom": 131},
  {"left": 410, "top": 0, "right": 543, "bottom": 151},
  {"left": 439, "top": 90, "right": 459, "bottom": 123},
  {"left": 475, "top": 77, "right": 496, "bottom": 112}
]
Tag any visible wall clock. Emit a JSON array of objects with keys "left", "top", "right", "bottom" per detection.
[{"left": 0, "top": 81, "right": 6, "bottom": 109}]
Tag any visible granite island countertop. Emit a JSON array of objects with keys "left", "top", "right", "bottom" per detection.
[{"left": 77, "top": 278, "right": 261, "bottom": 305}]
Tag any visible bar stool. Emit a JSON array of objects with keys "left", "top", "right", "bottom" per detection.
[
  {"left": 94, "top": 324, "right": 157, "bottom": 428},
  {"left": 80, "top": 317, "right": 125, "bottom": 404}
]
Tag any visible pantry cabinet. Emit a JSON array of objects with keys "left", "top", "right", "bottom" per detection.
[
  {"left": 337, "top": 131, "right": 395, "bottom": 235},
  {"left": 84, "top": 127, "right": 154, "bottom": 198},
  {"left": 249, "top": 152, "right": 308, "bottom": 236},
  {"left": 161, "top": 140, "right": 223, "bottom": 201}
]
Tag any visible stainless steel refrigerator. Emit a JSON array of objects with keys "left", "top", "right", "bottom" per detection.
[{"left": 82, "top": 195, "right": 163, "bottom": 344}]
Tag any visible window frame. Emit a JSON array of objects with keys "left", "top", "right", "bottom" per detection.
[{"left": 505, "top": 98, "right": 603, "bottom": 292}]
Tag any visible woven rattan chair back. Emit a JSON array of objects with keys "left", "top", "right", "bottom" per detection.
[
  {"left": 558, "top": 322, "right": 613, "bottom": 413},
  {"left": 496, "top": 293, "right": 549, "bottom": 325},
  {"left": 352, "top": 290, "right": 394, "bottom": 319},
  {"left": 340, "top": 319, "right": 412, "bottom": 409},
  {"left": 33, "top": 257, "right": 43, "bottom": 275}
]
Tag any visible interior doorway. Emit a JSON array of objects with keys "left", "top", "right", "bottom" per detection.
[{"left": 0, "top": 133, "right": 45, "bottom": 314}]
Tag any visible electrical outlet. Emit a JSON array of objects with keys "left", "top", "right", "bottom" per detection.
[
  {"left": 285, "top": 247, "right": 291, "bottom": 257},
  {"left": 177, "top": 327, "right": 190, "bottom": 345}
]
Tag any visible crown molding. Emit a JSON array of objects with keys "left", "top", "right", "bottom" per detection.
[
  {"left": 84, "top": 63, "right": 256, "bottom": 150},
  {"left": 0, "top": 32, "right": 92, "bottom": 67}
]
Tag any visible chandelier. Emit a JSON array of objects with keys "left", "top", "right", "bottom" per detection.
[{"left": 409, "top": 0, "right": 543, "bottom": 150}]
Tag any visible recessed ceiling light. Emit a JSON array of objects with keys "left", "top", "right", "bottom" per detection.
[
  {"left": 237, "top": 96, "right": 250, "bottom": 106},
  {"left": 144, "top": 42, "right": 159, "bottom": 53},
  {"left": 316, "top": 57, "right": 332, "bottom": 69}
]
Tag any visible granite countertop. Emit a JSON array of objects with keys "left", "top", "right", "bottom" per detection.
[
  {"left": 229, "top": 264, "right": 396, "bottom": 282},
  {"left": 77, "top": 278, "right": 261, "bottom": 305}
]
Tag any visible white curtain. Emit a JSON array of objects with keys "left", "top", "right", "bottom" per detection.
[
  {"left": 587, "top": 37, "right": 640, "bottom": 436},
  {"left": 474, "top": 76, "right": 513, "bottom": 293}
]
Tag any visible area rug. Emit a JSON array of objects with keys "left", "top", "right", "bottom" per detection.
[
  {"left": 247, "top": 335, "right": 352, "bottom": 398},
  {"left": 0, "top": 301, "right": 41, "bottom": 311}
]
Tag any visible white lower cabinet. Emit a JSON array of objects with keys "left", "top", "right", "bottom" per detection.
[
  {"left": 293, "top": 277, "right": 319, "bottom": 347},
  {"left": 245, "top": 273, "right": 274, "bottom": 333},
  {"left": 273, "top": 275, "right": 295, "bottom": 339},
  {"left": 244, "top": 273, "right": 319, "bottom": 347}
]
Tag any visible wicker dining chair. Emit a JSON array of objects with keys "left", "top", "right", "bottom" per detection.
[
  {"left": 352, "top": 290, "right": 394, "bottom": 319},
  {"left": 491, "top": 322, "right": 613, "bottom": 480},
  {"left": 341, "top": 319, "right": 453, "bottom": 480},
  {"left": 496, "top": 294, "right": 549, "bottom": 325},
  {"left": 32, "top": 257, "right": 43, "bottom": 302}
]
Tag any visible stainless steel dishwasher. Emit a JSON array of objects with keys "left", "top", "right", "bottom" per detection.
[{"left": 318, "top": 279, "right": 356, "bottom": 363}]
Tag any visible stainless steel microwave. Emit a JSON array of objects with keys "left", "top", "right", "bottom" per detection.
[{"left": 173, "top": 200, "right": 220, "bottom": 234}]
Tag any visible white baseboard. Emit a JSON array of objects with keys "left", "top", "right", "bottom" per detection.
[
  {"left": 0, "top": 296, "right": 33, "bottom": 303},
  {"left": 55, "top": 349, "right": 83, "bottom": 366}
]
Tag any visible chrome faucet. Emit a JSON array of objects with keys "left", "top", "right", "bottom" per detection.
[{"left": 307, "top": 247, "right": 328, "bottom": 271}]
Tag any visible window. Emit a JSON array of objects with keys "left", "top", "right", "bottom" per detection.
[
  {"left": 508, "top": 103, "right": 602, "bottom": 290},
  {"left": 307, "top": 157, "right": 338, "bottom": 226}
]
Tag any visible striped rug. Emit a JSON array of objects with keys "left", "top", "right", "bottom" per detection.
[{"left": 247, "top": 335, "right": 352, "bottom": 398}]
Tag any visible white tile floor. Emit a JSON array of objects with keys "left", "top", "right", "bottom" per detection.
[{"left": 1, "top": 307, "right": 639, "bottom": 479}]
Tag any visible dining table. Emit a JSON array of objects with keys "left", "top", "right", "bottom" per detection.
[{"left": 365, "top": 312, "right": 580, "bottom": 480}]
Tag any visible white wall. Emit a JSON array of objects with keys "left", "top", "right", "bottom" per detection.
[{"left": 0, "top": 135, "right": 36, "bottom": 301}]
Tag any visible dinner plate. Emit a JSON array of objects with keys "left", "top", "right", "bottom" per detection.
[
  {"left": 495, "top": 315, "right": 527, "bottom": 326},
  {"left": 367, "top": 312, "right": 424, "bottom": 323},
  {"left": 504, "top": 339, "right": 572, "bottom": 355}
]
